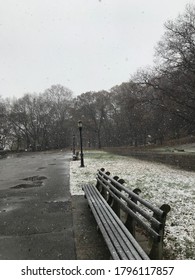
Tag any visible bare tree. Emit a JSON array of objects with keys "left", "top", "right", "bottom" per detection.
[{"left": 73, "top": 90, "right": 111, "bottom": 148}]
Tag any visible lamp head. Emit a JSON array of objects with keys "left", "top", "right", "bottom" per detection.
[{"left": 78, "top": 120, "right": 82, "bottom": 128}]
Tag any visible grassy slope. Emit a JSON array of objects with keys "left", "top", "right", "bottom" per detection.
[{"left": 70, "top": 150, "right": 195, "bottom": 259}]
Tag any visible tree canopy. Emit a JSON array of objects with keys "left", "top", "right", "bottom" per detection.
[{"left": 1, "top": 4, "right": 194, "bottom": 151}]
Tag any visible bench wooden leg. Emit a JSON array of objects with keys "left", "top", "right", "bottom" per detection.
[
  {"left": 110, "top": 177, "right": 125, "bottom": 217},
  {"left": 125, "top": 188, "right": 141, "bottom": 237},
  {"left": 149, "top": 204, "right": 171, "bottom": 259}
]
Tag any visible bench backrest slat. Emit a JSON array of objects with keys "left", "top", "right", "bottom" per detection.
[
  {"left": 97, "top": 175, "right": 162, "bottom": 229},
  {"left": 97, "top": 177, "right": 161, "bottom": 241},
  {"left": 98, "top": 169, "right": 164, "bottom": 219}
]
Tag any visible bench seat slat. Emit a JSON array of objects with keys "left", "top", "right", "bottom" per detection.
[
  {"left": 83, "top": 184, "right": 149, "bottom": 260},
  {"left": 84, "top": 185, "right": 127, "bottom": 259},
  {"left": 89, "top": 185, "right": 147, "bottom": 260},
  {"left": 87, "top": 185, "right": 136, "bottom": 260},
  {"left": 83, "top": 185, "right": 120, "bottom": 260},
  {"left": 91, "top": 186, "right": 150, "bottom": 260}
]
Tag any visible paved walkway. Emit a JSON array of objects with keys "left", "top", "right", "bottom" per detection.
[
  {"left": 0, "top": 151, "right": 76, "bottom": 260},
  {"left": 0, "top": 150, "right": 109, "bottom": 260}
]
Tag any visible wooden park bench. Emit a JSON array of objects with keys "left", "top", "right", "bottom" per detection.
[
  {"left": 72, "top": 151, "right": 79, "bottom": 161},
  {"left": 82, "top": 168, "right": 171, "bottom": 260}
]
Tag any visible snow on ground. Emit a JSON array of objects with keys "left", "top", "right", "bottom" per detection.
[{"left": 70, "top": 150, "right": 195, "bottom": 259}]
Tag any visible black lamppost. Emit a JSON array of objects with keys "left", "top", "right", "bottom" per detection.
[
  {"left": 78, "top": 120, "right": 84, "bottom": 167},
  {"left": 72, "top": 134, "right": 75, "bottom": 155}
]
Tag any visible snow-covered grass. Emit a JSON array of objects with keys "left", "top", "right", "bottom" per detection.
[{"left": 70, "top": 150, "right": 195, "bottom": 260}]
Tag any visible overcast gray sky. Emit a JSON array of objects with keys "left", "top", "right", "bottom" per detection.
[{"left": 0, "top": 0, "right": 192, "bottom": 99}]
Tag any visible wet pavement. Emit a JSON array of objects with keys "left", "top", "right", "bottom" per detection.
[
  {"left": 0, "top": 150, "right": 109, "bottom": 260},
  {"left": 0, "top": 151, "right": 76, "bottom": 260}
]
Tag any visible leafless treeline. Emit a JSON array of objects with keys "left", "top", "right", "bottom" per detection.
[{"left": 0, "top": 4, "right": 195, "bottom": 151}]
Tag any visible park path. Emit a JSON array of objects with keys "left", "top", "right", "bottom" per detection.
[{"left": 0, "top": 151, "right": 76, "bottom": 260}]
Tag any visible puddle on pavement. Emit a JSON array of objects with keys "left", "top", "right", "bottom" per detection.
[
  {"left": 11, "top": 183, "right": 35, "bottom": 189},
  {"left": 0, "top": 205, "right": 19, "bottom": 213},
  {"left": 49, "top": 197, "right": 69, "bottom": 203},
  {"left": 3, "top": 196, "right": 28, "bottom": 202},
  {"left": 10, "top": 175, "right": 47, "bottom": 189},
  {"left": 36, "top": 167, "right": 46, "bottom": 170},
  {"left": 22, "top": 175, "right": 47, "bottom": 181}
]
